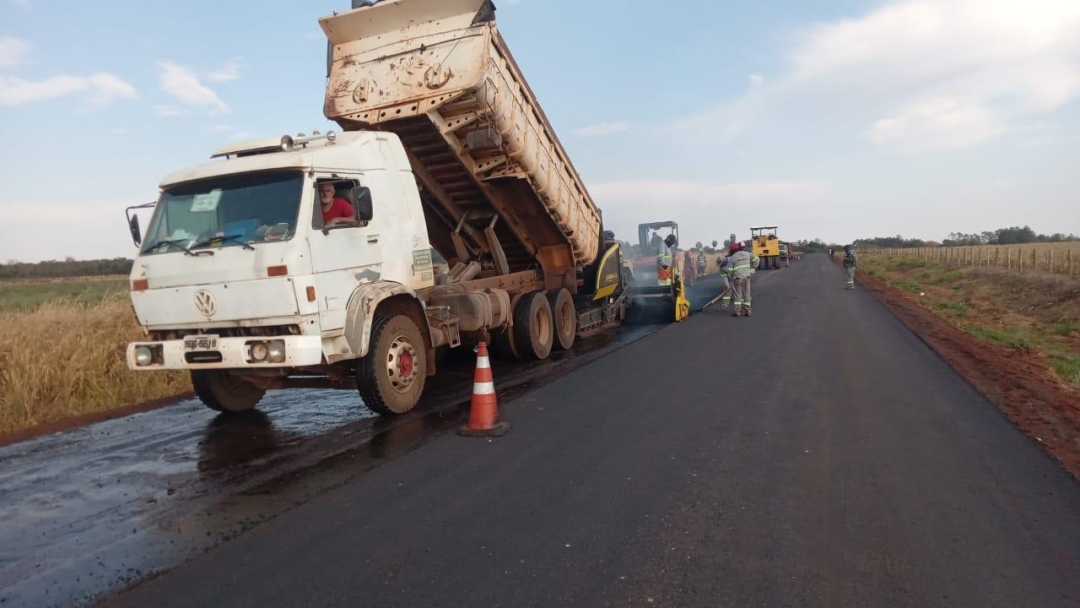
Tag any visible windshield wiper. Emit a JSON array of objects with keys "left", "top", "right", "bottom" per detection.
[
  {"left": 143, "top": 239, "right": 196, "bottom": 256},
  {"left": 190, "top": 234, "right": 255, "bottom": 251}
]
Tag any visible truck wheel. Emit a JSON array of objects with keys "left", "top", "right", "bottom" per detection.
[
  {"left": 548, "top": 288, "right": 576, "bottom": 351},
  {"left": 191, "top": 370, "right": 265, "bottom": 413},
  {"left": 513, "top": 291, "right": 553, "bottom": 360},
  {"left": 357, "top": 314, "right": 427, "bottom": 416}
]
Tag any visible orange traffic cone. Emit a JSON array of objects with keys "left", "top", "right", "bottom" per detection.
[{"left": 459, "top": 342, "right": 511, "bottom": 437}]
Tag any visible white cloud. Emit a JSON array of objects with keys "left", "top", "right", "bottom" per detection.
[
  {"left": 154, "top": 105, "right": 187, "bottom": 117},
  {"left": 230, "top": 132, "right": 251, "bottom": 141},
  {"left": 158, "top": 61, "right": 228, "bottom": 113},
  {"left": 207, "top": 56, "right": 245, "bottom": 82},
  {"left": 0, "top": 36, "right": 29, "bottom": 69},
  {"left": 869, "top": 99, "right": 1011, "bottom": 150},
  {"left": 677, "top": 0, "right": 1080, "bottom": 152},
  {"left": 7, "top": 0, "right": 30, "bottom": 9},
  {"left": 0, "top": 72, "right": 138, "bottom": 107},
  {"left": 575, "top": 120, "right": 630, "bottom": 138}
]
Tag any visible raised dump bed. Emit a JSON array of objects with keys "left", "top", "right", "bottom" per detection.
[{"left": 321, "top": 0, "right": 602, "bottom": 291}]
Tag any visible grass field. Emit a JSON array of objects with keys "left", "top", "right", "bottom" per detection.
[
  {"left": 863, "top": 254, "right": 1080, "bottom": 386},
  {"left": 0, "top": 282, "right": 188, "bottom": 436},
  {"left": 0, "top": 277, "right": 130, "bottom": 312}
]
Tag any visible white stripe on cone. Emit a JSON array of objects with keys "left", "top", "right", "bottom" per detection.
[
  {"left": 473, "top": 381, "right": 495, "bottom": 395},
  {"left": 476, "top": 356, "right": 490, "bottom": 369}
]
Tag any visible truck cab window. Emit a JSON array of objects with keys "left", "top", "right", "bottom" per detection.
[{"left": 314, "top": 180, "right": 372, "bottom": 230}]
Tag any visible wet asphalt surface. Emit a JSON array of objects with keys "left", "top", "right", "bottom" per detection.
[
  {"left": 99, "top": 256, "right": 1080, "bottom": 608},
  {"left": 0, "top": 275, "right": 727, "bottom": 607}
]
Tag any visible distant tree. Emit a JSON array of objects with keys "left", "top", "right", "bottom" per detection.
[
  {"left": 711, "top": 240, "right": 719, "bottom": 249},
  {"left": 694, "top": 241, "right": 704, "bottom": 251}
]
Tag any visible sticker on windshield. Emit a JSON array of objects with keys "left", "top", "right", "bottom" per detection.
[{"left": 191, "top": 189, "right": 223, "bottom": 213}]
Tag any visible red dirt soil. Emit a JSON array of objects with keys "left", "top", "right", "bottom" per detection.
[{"left": 857, "top": 268, "right": 1080, "bottom": 480}]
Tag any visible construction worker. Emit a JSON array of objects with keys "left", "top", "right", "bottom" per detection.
[
  {"left": 656, "top": 234, "right": 676, "bottom": 287},
  {"left": 726, "top": 242, "right": 760, "bottom": 317},
  {"left": 843, "top": 244, "right": 858, "bottom": 290},
  {"left": 697, "top": 250, "right": 708, "bottom": 278}
]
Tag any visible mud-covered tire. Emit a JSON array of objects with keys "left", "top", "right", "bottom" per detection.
[
  {"left": 513, "top": 291, "right": 554, "bottom": 360},
  {"left": 191, "top": 370, "right": 265, "bottom": 413},
  {"left": 357, "top": 314, "right": 427, "bottom": 416},
  {"left": 548, "top": 288, "right": 576, "bottom": 351}
]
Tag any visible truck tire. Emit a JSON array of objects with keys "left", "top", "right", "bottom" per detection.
[
  {"left": 357, "top": 314, "right": 427, "bottom": 416},
  {"left": 513, "top": 291, "right": 554, "bottom": 360},
  {"left": 548, "top": 288, "right": 576, "bottom": 351},
  {"left": 191, "top": 370, "right": 265, "bottom": 413}
]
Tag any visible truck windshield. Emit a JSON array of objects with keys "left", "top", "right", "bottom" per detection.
[{"left": 142, "top": 170, "right": 303, "bottom": 255}]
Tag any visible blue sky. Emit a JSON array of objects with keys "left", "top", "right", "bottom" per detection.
[{"left": 1, "top": 0, "right": 1078, "bottom": 262}]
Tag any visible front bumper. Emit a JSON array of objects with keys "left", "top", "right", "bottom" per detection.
[{"left": 126, "top": 335, "right": 325, "bottom": 371}]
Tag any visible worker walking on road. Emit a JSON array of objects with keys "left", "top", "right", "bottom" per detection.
[
  {"left": 726, "top": 242, "right": 760, "bottom": 317},
  {"left": 843, "top": 244, "right": 858, "bottom": 290}
]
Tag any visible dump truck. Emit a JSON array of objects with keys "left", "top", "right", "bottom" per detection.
[{"left": 124, "top": 0, "right": 639, "bottom": 416}]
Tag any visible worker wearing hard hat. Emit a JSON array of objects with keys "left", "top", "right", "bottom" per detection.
[{"left": 725, "top": 242, "right": 760, "bottom": 317}]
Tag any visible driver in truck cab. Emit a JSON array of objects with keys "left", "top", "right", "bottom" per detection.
[{"left": 318, "top": 182, "right": 357, "bottom": 227}]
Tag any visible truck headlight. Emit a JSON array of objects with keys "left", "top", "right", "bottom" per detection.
[
  {"left": 267, "top": 340, "right": 286, "bottom": 363},
  {"left": 134, "top": 346, "right": 154, "bottom": 367},
  {"left": 249, "top": 341, "right": 269, "bottom": 362}
]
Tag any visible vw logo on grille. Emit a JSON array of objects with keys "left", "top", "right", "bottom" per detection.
[{"left": 194, "top": 290, "right": 217, "bottom": 318}]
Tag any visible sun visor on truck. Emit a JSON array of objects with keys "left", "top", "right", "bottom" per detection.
[{"left": 321, "top": 0, "right": 494, "bottom": 46}]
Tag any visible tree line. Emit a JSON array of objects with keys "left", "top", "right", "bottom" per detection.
[
  {"left": 854, "top": 226, "right": 1080, "bottom": 249},
  {"left": 0, "top": 258, "right": 134, "bottom": 280}
]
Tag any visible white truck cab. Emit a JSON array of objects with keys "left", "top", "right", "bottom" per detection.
[{"left": 127, "top": 131, "right": 439, "bottom": 414}]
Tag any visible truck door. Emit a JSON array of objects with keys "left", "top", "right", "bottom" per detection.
[{"left": 307, "top": 176, "right": 384, "bottom": 330}]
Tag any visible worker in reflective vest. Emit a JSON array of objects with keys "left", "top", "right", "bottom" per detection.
[
  {"left": 727, "top": 242, "right": 760, "bottom": 317},
  {"left": 657, "top": 248, "right": 673, "bottom": 286}
]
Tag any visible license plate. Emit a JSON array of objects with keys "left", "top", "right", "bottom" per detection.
[{"left": 183, "top": 335, "right": 219, "bottom": 350}]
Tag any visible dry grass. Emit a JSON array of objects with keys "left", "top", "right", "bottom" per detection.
[{"left": 0, "top": 293, "right": 189, "bottom": 435}]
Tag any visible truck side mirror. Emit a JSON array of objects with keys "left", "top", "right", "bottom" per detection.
[
  {"left": 128, "top": 215, "right": 142, "bottom": 246},
  {"left": 125, "top": 200, "right": 155, "bottom": 246},
  {"left": 355, "top": 187, "right": 374, "bottom": 222}
]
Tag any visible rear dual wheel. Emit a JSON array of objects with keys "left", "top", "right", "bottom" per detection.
[
  {"left": 548, "top": 288, "right": 576, "bottom": 351},
  {"left": 514, "top": 291, "right": 555, "bottom": 360}
]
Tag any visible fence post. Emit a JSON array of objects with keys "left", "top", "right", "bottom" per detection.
[
  {"left": 1070, "top": 250, "right": 1073, "bottom": 278},
  {"left": 1020, "top": 249, "right": 1024, "bottom": 273},
  {"left": 1007, "top": 248, "right": 1011, "bottom": 272},
  {"left": 1050, "top": 248, "right": 1054, "bottom": 275}
]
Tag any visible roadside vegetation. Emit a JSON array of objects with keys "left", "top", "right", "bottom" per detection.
[
  {"left": 862, "top": 255, "right": 1080, "bottom": 387},
  {"left": 0, "top": 280, "right": 188, "bottom": 436}
]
